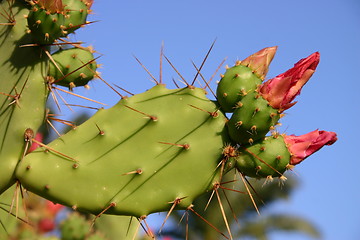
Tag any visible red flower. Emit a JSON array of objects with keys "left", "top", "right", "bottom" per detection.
[
  {"left": 259, "top": 52, "right": 320, "bottom": 111},
  {"left": 283, "top": 130, "right": 337, "bottom": 165}
]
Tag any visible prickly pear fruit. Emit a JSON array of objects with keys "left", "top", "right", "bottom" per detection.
[
  {"left": 227, "top": 91, "right": 280, "bottom": 144},
  {"left": 234, "top": 135, "right": 291, "bottom": 178},
  {"left": 216, "top": 47, "right": 277, "bottom": 112},
  {"left": 63, "top": 0, "right": 91, "bottom": 35},
  {"left": 48, "top": 47, "right": 97, "bottom": 89},
  {"left": 234, "top": 130, "right": 337, "bottom": 179},
  {"left": 27, "top": 0, "right": 66, "bottom": 44},
  {"left": 16, "top": 85, "right": 229, "bottom": 217}
]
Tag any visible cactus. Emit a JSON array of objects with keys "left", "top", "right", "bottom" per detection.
[{"left": 0, "top": 0, "right": 337, "bottom": 238}]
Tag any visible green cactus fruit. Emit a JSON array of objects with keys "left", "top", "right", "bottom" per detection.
[
  {"left": 48, "top": 47, "right": 97, "bottom": 89},
  {"left": 63, "top": 0, "right": 90, "bottom": 35},
  {"left": 16, "top": 85, "right": 229, "bottom": 217},
  {"left": 0, "top": 1, "right": 48, "bottom": 194},
  {"left": 234, "top": 134, "right": 291, "bottom": 179},
  {"left": 216, "top": 64, "right": 262, "bottom": 113},
  {"left": 27, "top": 2, "right": 66, "bottom": 44},
  {"left": 227, "top": 91, "right": 280, "bottom": 145},
  {"left": 216, "top": 47, "right": 277, "bottom": 113},
  {"left": 60, "top": 212, "right": 90, "bottom": 240}
]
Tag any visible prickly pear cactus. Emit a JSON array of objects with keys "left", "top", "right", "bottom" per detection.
[
  {"left": 0, "top": 0, "right": 48, "bottom": 194},
  {"left": 16, "top": 85, "right": 229, "bottom": 217},
  {"left": 0, "top": 0, "right": 337, "bottom": 238}
]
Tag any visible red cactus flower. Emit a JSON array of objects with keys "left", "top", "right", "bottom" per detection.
[
  {"left": 259, "top": 52, "right": 320, "bottom": 111},
  {"left": 283, "top": 130, "right": 337, "bottom": 165}
]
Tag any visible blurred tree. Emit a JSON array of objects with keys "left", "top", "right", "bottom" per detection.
[{"left": 159, "top": 171, "right": 321, "bottom": 240}]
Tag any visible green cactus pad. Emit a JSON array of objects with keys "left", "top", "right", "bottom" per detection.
[
  {"left": 16, "top": 85, "right": 229, "bottom": 217},
  {"left": 48, "top": 47, "right": 97, "bottom": 88},
  {"left": 27, "top": 4, "right": 66, "bottom": 44},
  {"left": 234, "top": 135, "right": 291, "bottom": 178},
  {"left": 216, "top": 64, "right": 262, "bottom": 113},
  {"left": 63, "top": 0, "right": 89, "bottom": 35},
  {"left": 0, "top": 1, "right": 48, "bottom": 193},
  {"left": 227, "top": 91, "right": 280, "bottom": 145}
]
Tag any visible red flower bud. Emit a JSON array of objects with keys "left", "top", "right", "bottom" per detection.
[
  {"left": 283, "top": 130, "right": 337, "bottom": 165},
  {"left": 37, "top": 0, "right": 64, "bottom": 13},
  {"left": 259, "top": 52, "right": 320, "bottom": 111}
]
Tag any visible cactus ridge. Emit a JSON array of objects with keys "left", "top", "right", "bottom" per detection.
[
  {"left": 16, "top": 85, "right": 230, "bottom": 217},
  {"left": 227, "top": 90, "right": 280, "bottom": 145},
  {"left": 216, "top": 64, "right": 263, "bottom": 113}
]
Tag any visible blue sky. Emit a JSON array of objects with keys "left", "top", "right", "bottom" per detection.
[{"left": 61, "top": 0, "right": 360, "bottom": 239}]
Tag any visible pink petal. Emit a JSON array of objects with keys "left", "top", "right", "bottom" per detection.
[
  {"left": 284, "top": 130, "right": 337, "bottom": 165},
  {"left": 259, "top": 52, "right": 320, "bottom": 111}
]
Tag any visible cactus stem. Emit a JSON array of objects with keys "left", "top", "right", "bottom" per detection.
[
  {"left": 158, "top": 142, "right": 190, "bottom": 150},
  {"left": 159, "top": 197, "right": 186, "bottom": 233},
  {"left": 188, "top": 104, "right": 219, "bottom": 118},
  {"left": 124, "top": 105, "right": 158, "bottom": 121},
  {"left": 188, "top": 206, "right": 229, "bottom": 239},
  {"left": 133, "top": 54, "right": 159, "bottom": 85}
]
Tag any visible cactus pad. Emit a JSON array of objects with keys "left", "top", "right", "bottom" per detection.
[{"left": 16, "top": 85, "right": 229, "bottom": 217}]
